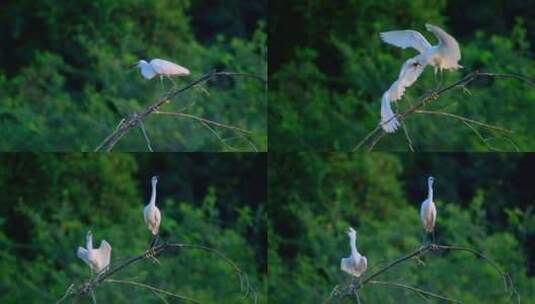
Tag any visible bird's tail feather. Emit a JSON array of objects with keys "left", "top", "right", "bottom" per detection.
[{"left": 380, "top": 92, "right": 400, "bottom": 133}]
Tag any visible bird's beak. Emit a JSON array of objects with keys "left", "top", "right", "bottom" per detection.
[{"left": 129, "top": 63, "right": 138, "bottom": 69}]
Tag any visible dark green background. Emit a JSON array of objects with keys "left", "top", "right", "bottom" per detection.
[
  {"left": 0, "top": 0, "right": 267, "bottom": 151},
  {"left": 268, "top": 152, "right": 535, "bottom": 303},
  {"left": 269, "top": 0, "right": 534, "bottom": 151},
  {"left": 0, "top": 153, "right": 266, "bottom": 303}
]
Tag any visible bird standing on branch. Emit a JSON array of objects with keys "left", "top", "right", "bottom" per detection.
[
  {"left": 77, "top": 231, "right": 112, "bottom": 275},
  {"left": 134, "top": 58, "right": 190, "bottom": 88},
  {"left": 379, "top": 24, "right": 462, "bottom": 133},
  {"left": 341, "top": 227, "right": 368, "bottom": 278},
  {"left": 144, "top": 176, "right": 162, "bottom": 248},
  {"left": 420, "top": 176, "right": 437, "bottom": 244}
]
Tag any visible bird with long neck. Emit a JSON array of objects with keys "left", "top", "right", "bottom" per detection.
[
  {"left": 340, "top": 227, "right": 368, "bottom": 278},
  {"left": 77, "top": 231, "right": 112, "bottom": 276},
  {"left": 420, "top": 176, "right": 437, "bottom": 244},
  {"left": 144, "top": 176, "right": 162, "bottom": 248}
]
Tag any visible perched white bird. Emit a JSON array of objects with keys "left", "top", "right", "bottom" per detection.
[
  {"left": 144, "top": 176, "right": 162, "bottom": 238},
  {"left": 77, "top": 231, "right": 112, "bottom": 273},
  {"left": 134, "top": 58, "right": 190, "bottom": 81},
  {"left": 340, "top": 227, "right": 368, "bottom": 278},
  {"left": 379, "top": 24, "right": 462, "bottom": 133},
  {"left": 420, "top": 176, "right": 437, "bottom": 242}
]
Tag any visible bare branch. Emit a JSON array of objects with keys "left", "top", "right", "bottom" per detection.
[
  {"left": 94, "top": 70, "right": 266, "bottom": 152},
  {"left": 106, "top": 279, "right": 200, "bottom": 303},
  {"left": 56, "top": 242, "right": 256, "bottom": 304},
  {"left": 155, "top": 110, "right": 253, "bottom": 134},
  {"left": 327, "top": 243, "right": 519, "bottom": 303},
  {"left": 353, "top": 71, "right": 534, "bottom": 151},
  {"left": 368, "top": 280, "right": 461, "bottom": 303}
]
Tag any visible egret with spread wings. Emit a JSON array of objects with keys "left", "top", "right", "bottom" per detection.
[{"left": 379, "top": 24, "right": 462, "bottom": 133}]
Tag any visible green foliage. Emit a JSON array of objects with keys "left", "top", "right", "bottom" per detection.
[
  {"left": 268, "top": 152, "right": 535, "bottom": 303},
  {"left": 269, "top": 0, "right": 534, "bottom": 151},
  {"left": 0, "top": 0, "right": 266, "bottom": 151},
  {"left": 0, "top": 153, "right": 266, "bottom": 303}
]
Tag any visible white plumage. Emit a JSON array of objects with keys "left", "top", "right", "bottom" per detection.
[
  {"left": 144, "top": 176, "right": 161, "bottom": 236},
  {"left": 420, "top": 176, "right": 437, "bottom": 233},
  {"left": 77, "top": 231, "right": 112, "bottom": 273},
  {"left": 135, "top": 58, "right": 190, "bottom": 80},
  {"left": 379, "top": 24, "right": 462, "bottom": 133},
  {"left": 340, "top": 227, "right": 368, "bottom": 278}
]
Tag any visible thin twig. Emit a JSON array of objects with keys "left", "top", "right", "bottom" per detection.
[
  {"left": 56, "top": 242, "right": 256, "bottom": 303},
  {"left": 106, "top": 279, "right": 200, "bottom": 303},
  {"left": 94, "top": 70, "right": 265, "bottom": 152},
  {"left": 138, "top": 119, "right": 153, "bottom": 152},
  {"left": 368, "top": 280, "right": 461, "bottom": 303},
  {"left": 401, "top": 122, "right": 415, "bottom": 152},
  {"left": 155, "top": 110, "right": 252, "bottom": 134},
  {"left": 415, "top": 110, "right": 513, "bottom": 134},
  {"left": 328, "top": 243, "right": 519, "bottom": 303},
  {"left": 353, "top": 71, "right": 533, "bottom": 151}
]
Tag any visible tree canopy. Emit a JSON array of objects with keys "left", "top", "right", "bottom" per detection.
[
  {"left": 268, "top": 152, "right": 535, "bottom": 303},
  {"left": 0, "top": 153, "right": 266, "bottom": 303},
  {"left": 269, "top": 0, "right": 534, "bottom": 151},
  {"left": 0, "top": 0, "right": 267, "bottom": 151}
]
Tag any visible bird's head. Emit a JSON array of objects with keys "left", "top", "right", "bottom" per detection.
[
  {"left": 151, "top": 176, "right": 159, "bottom": 184},
  {"left": 346, "top": 227, "right": 357, "bottom": 239},
  {"left": 428, "top": 176, "right": 434, "bottom": 186},
  {"left": 131, "top": 60, "right": 148, "bottom": 69}
]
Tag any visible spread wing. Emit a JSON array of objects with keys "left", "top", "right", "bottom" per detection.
[
  {"left": 388, "top": 57, "right": 426, "bottom": 101},
  {"left": 150, "top": 59, "right": 190, "bottom": 76},
  {"left": 380, "top": 30, "right": 432, "bottom": 54},
  {"left": 380, "top": 56, "right": 426, "bottom": 133},
  {"left": 77, "top": 247, "right": 91, "bottom": 267},
  {"left": 425, "top": 24, "right": 461, "bottom": 62},
  {"left": 96, "top": 240, "right": 112, "bottom": 272}
]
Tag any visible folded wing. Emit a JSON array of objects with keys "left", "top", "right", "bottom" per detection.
[
  {"left": 380, "top": 30, "right": 432, "bottom": 54},
  {"left": 150, "top": 59, "right": 190, "bottom": 76}
]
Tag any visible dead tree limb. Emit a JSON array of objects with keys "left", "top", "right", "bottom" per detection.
[
  {"left": 94, "top": 70, "right": 266, "bottom": 152},
  {"left": 325, "top": 243, "right": 519, "bottom": 303},
  {"left": 56, "top": 242, "right": 256, "bottom": 303},
  {"left": 353, "top": 71, "right": 534, "bottom": 152}
]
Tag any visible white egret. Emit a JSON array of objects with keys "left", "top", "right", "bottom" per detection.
[
  {"left": 420, "top": 176, "right": 437, "bottom": 243},
  {"left": 77, "top": 231, "right": 112, "bottom": 274},
  {"left": 134, "top": 58, "right": 190, "bottom": 87},
  {"left": 144, "top": 176, "right": 161, "bottom": 247},
  {"left": 379, "top": 24, "right": 462, "bottom": 133},
  {"left": 340, "top": 227, "right": 368, "bottom": 278}
]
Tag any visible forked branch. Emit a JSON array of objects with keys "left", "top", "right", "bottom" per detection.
[
  {"left": 353, "top": 71, "right": 534, "bottom": 151},
  {"left": 325, "top": 243, "right": 519, "bottom": 303},
  {"left": 56, "top": 242, "right": 257, "bottom": 304},
  {"left": 94, "top": 70, "right": 266, "bottom": 152}
]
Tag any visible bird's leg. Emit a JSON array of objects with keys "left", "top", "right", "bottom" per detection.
[
  {"left": 432, "top": 230, "right": 436, "bottom": 245},
  {"left": 166, "top": 76, "right": 177, "bottom": 88},
  {"left": 149, "top": 234, "right": 160, "bottom": 249},
  {"left": 421, "top": 231, "right": 428, "bottom": 246},
  {"left": 146, "top": 235, "right": 161, "bottom": 264},
  {"left": 160, "top": 75, "right": 165, "bottom": 90}
]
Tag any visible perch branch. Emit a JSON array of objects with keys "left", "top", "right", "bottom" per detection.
[
  {"left": 326, "top": 243, "right": 519, "bottom": 303},
  {"left": 94, "top": 70, "right": 265, "bottom": 152},
  {"left": 353, "top": 71, "right": 534, "bottom": 152},
  {"left": 56, "top": 242, "right": 255, "bottom": 304}
]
